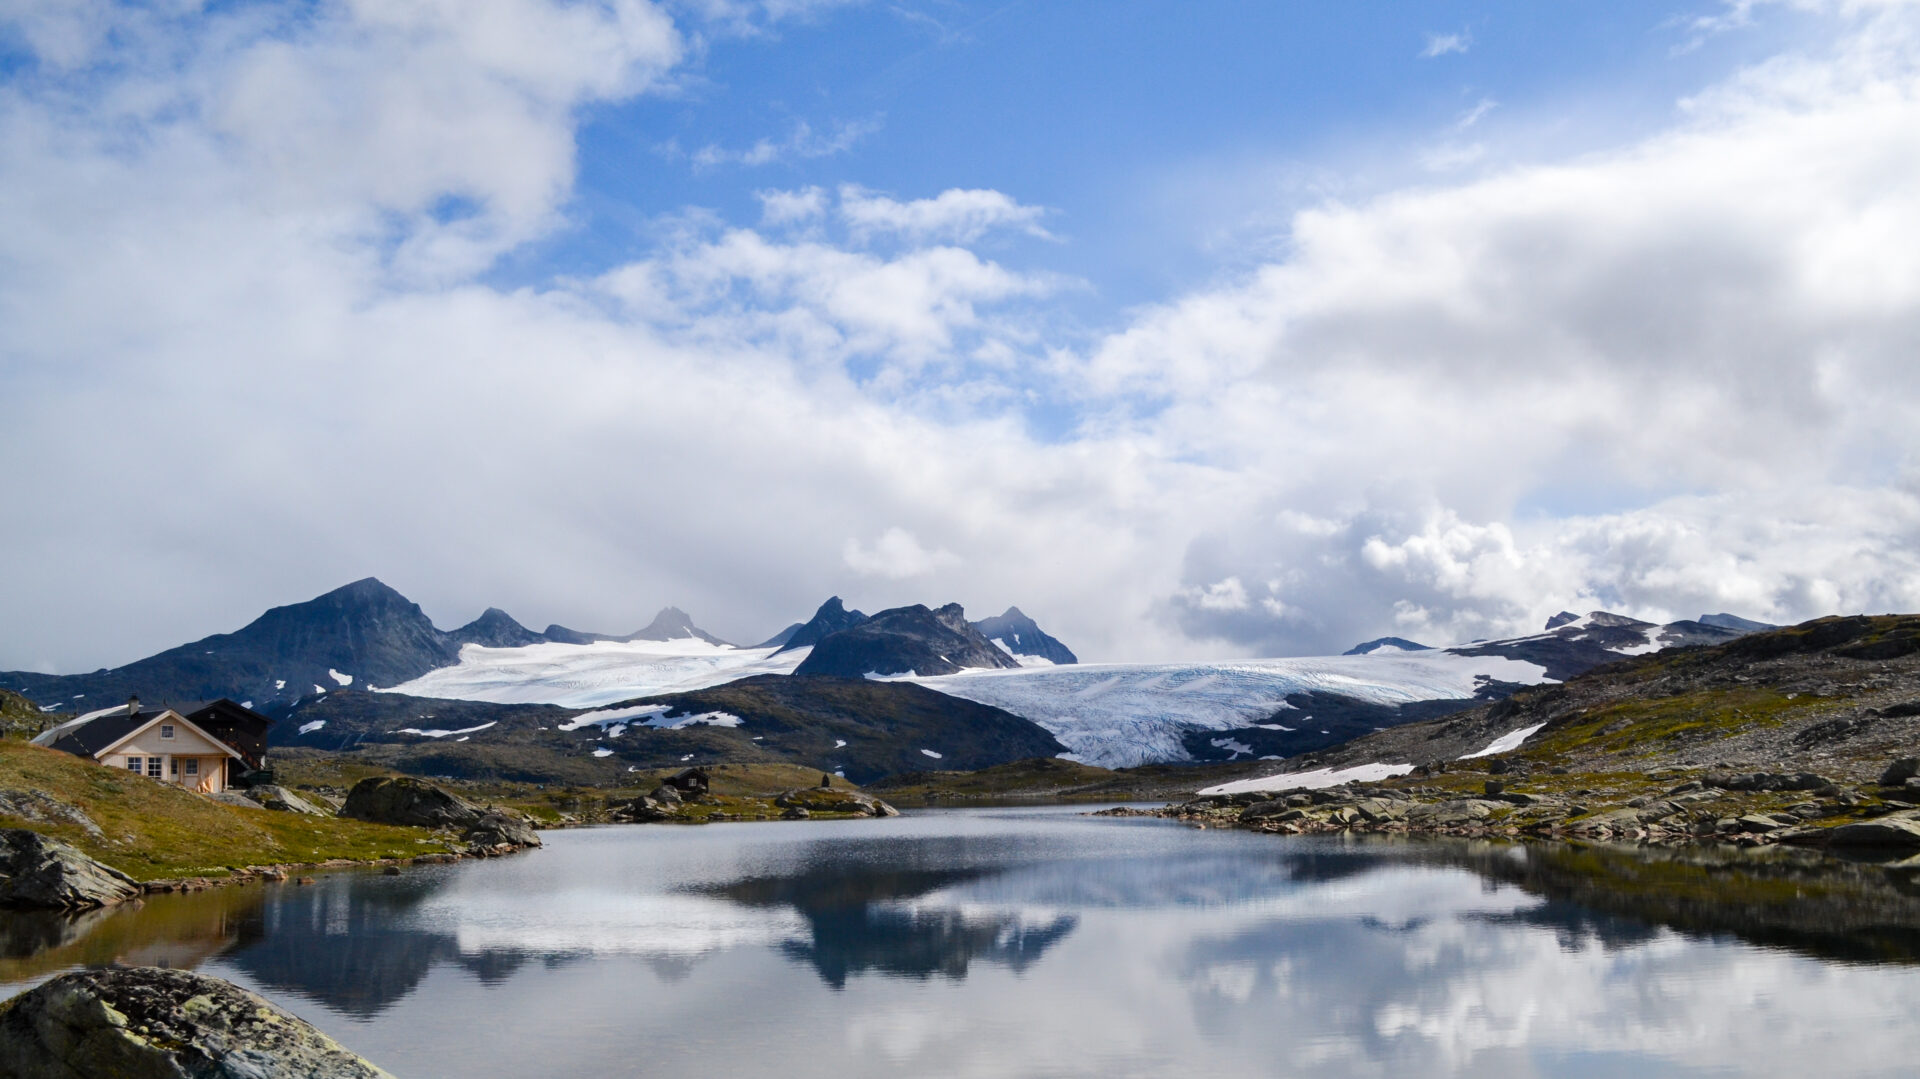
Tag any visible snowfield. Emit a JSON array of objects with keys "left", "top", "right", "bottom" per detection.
[
  {"left": 1462, "top": 722, "right": 1550, "bottom": 759},
  {"left": 903, "top": 652, "right": 1550, "bottom": 768},
  {"left": 385, "top": 639, "right": 808, "bottom": 708},
  {"left": 1199, "top": 763, "right": 1417, "bottom": 797}
]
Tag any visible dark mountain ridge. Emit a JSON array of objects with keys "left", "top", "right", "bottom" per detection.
[{"left": 793, "top": 603, "right": 1021, "bottom": 678}]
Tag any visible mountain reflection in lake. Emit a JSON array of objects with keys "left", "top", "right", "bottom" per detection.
[{"left": 7, "top": 806, "right": 1920, "bottom": 1077}]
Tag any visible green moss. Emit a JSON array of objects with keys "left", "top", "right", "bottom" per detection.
[{"left": 1521, "top": 687, "right": 1809, "bottom": 760}]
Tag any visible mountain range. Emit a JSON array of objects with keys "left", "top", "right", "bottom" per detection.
[
  {"left": 0, "top": 579, "right": 1080, "bottom": 715},
  {"left": 1, "top": 577, "right": 1778, "bottom": 780}
]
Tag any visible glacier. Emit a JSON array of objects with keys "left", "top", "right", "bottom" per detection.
[{"left": 902, "top": 652, "right": 1550, "bottom": 768}]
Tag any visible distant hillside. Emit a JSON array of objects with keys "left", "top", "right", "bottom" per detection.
[
  {"left": 0, "top": 688, "right": 47, "bottom": 737},
  {"left": 793, "top": 603, "right": 1020, "bottom": 678},
  {"left": 1253, "top": 613, "right": 1920, "bottom": 784},
  {"left": 266, "top": 676, "right": 1064, "bottom": 785}
]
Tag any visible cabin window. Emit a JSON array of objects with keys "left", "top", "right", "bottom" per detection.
[
  {"left": 160, "top": 724, "right": 175, "bottom": 739},
  {"left": 184, "top": 759, "right": 198, "bottom": 776},
  {"left": 170, "top": 758, "right": 179, "bottom": 776},
  {"left": 146, "top": 758, "right": 162, "bottom": 778},
  {"left": 125, "top": 756, "right": 142, "bottom": 772}
]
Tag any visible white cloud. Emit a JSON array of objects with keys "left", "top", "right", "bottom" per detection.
[
  {"left": 688, "top": 116, "right": 880, "bottom": 168},
  {"left": 837, "top": 185, "right": 1053, "bottom": 244},
  {"left": 843, "top": 528, "right": 961, "bottom": 578},
  {"left": 1421, "top": 30, "right": 1472, "bottom": 58},
  {"left": 757, "top": 185, "right": 827, "bottom": 225},
  {"left": 7, "top": 0, "right": 1920, "bottom": 673}
]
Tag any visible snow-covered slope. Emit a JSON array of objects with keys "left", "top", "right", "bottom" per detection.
[
  {"left": 900, "top": 652, "right": 1550, "bottom": 768},
  {"left": 382, "top": 639, "right": 808, "bottom": 709}
]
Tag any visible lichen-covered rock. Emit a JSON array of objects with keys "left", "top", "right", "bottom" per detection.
[
  {"left": 0, "top": 829, "right": 140, "bottom": 910},
  {"left": 0, "top": 966, "right": 391, "bottom": 1078},
  {"left": 339, "top": 776, "right": 482, "bottom": 829}
]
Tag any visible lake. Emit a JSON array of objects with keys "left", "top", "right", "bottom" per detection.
[{"left": 7, "top": 806, "right": 1920, "bottom": 1077}]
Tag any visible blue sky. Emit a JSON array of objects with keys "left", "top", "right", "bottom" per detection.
[
  {"left": 3, "top": 0, "right": 1918, "bottom": 671},
  {"left": 522, "top": 0, "right": 1812, "bottom": 308}
]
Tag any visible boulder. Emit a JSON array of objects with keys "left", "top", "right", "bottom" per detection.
[
  {"left": 1880, "top": 758, "right": 1920, "bottom": 787},
  {"left": 1238, "top": 800, "right": 1292, "bottom": 822},
  {"left": 339, "top": 776, "right": 482, "bottom": 830},
  {"left": 0, "top": 829, "right": 140, "bottom": 910},
  {"left": 0, "top": 966, "right": 391, "bottom": 1078},
  {"left": 464, "top": 810, "right": 541, "bottom": 851},
  {"left": 1826, "top": 815, "right": 1920, "bottom": 850},
  {"left": 338, "top": 777, "right": 538, "bottom": 850},
  {"left": 243, "top": 785, "right": 329, "bottom": 816}
]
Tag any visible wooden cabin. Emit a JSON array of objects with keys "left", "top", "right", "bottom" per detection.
[{"left": 32, "top": 696, "right": 267, "bottom": 795}]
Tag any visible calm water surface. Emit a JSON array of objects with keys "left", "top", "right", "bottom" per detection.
[{"left": 7, "top": 806, "right": 1920, "bottom": 1077}]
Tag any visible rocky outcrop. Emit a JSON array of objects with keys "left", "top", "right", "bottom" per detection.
[
  {"left": 773, "top": 787, "right": 901, "bottom": 818},
  {"left": 0, "top": 791, "right": 103, "bottom": 838},
  {"left": 0, "top": 829, "right": 140, "bottom": 909},
  {"left": 0, "top": 966, "right": 391, "bottom": 1078},
  {"left": 337, "top": 777, "right": 539, "bottom": 852}
]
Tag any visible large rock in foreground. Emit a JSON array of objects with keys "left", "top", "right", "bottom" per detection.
[
  {"left": 0, "top": 966, "right": 391, "bottom": 1078},
  {"left": 338, "top": 776, "right": 539, "bottom": 851},
  {"left": 339, "top": 775, "right": 480, "bottom": 829},
  {"left": 0, "top": 829, "right": 140, "bottom": 910}
]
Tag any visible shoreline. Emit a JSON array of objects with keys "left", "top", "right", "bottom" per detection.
[{"left": 1120, "top": 766, "right": 1920, "bottom": 858}]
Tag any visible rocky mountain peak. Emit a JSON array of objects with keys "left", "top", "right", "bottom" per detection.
[
  {"left": 971, "top": 607, "right": 1079, "bottom": 665},
  {"left": 1342, "top": 636, "right": 1432, "bottom": 656},
  {"left": 771, "top": 596, "right": 871, "bottom": 654},
  {"left": 629, "top": 606, "right": 730, "bottom": 646},
  {"left": 449, "top": 607, "right": 545, "bottom": 649}
]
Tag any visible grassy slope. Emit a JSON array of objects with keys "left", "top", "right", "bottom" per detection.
[{"left": 0, "top": 740, "right": 455, "bottom": 880}]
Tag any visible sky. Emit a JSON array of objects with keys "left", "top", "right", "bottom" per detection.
[{"left": 3, "top": 0, "right": 1920, "bottom": 672}]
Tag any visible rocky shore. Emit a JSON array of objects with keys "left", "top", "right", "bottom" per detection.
[{"left": 1129, "top": 756, "right": 1920, "bottom": 853}]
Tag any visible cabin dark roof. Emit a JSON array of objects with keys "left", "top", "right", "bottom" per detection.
[
  {"left": 45, "top": 709, "right": 174, "bottom": 758},
  {"left": 39, "top": 704, "right": 258, "bottom": 762}
]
